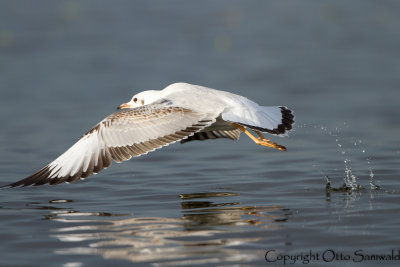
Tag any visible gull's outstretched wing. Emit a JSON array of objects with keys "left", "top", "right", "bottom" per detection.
[
  {"left": 5, "top": 104, "right": 214, "bottom": 187},
  {"left": 180, "top": 129, "right": 240, "bottom": 144}
]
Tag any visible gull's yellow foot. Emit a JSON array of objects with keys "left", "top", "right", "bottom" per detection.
[
  {"left": 232, "top": 123, "right": 287, "bottom": 151},
  {"left": 255, "top": 137, "right": 286, "bottom": 151},
  {"left": 254, "top": 130, "right": 286, "bottom": 151}
]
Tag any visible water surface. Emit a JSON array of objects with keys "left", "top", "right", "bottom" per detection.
[{"left": 1, "top": 1, "right": 400, "bottom": 266}]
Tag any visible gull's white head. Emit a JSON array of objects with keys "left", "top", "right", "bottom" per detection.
[{"left": 118, "top": 90, "right": 160, "bottom": 109}]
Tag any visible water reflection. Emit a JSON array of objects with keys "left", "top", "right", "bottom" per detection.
[{"left": 37, "top": 192, "right": 290, "bottom": 265}]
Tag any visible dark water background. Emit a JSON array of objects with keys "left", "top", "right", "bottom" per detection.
[{"left": 1, "top": 1, "right": 400, "bottom": 266}]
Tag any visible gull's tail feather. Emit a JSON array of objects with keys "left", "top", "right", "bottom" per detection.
[
  {"left": 244, "top": 106, "right": 294, "bottom": 135},
  {"left": 223, "top": 106, "right": 294, "bottom": 135}
]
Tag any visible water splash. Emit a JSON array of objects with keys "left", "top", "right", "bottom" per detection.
[
  {"left": 335, "top": 136, "right": 359, "bottom": 190},
  {"left": 364, "top": 152, "right": 380, "bottom": 190},
  {"left": 302, "top": 123, "right": 379, "bottom": 191}
]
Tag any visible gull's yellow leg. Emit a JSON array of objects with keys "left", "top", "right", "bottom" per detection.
[
  {"left": 254, "top": 130, "right": 286, "bottom": 151},
  {"left": 232, "top": 123, "right": 286, "bottom": 151}
]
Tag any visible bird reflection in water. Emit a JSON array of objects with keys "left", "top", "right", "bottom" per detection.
[{"left": 37, "top": 192, "right": 291, "bottom": 266}]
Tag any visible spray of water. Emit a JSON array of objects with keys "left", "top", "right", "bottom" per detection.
[
  {"left": 334, "top": 135, "right": 359, "bottom": 190},
  {"left": 300, "top": 123, "right": 379, "bottom": 191},
  {"left": 361, "top": 146, "right": 380, "bottom": 190}
]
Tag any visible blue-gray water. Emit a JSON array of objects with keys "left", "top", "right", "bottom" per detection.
[{"left": 1, "top": 1, "right": 400, "bottom": 266}]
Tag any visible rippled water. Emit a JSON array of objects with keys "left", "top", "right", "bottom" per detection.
[{"left": 1, "top": 1, "right": 400, "bottom": 266}]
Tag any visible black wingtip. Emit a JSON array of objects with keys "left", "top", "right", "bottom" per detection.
[
  {"left": 0, "top": 184, "right": 12, "bottom": 189},
  {"left": 0, "top": 181, "right": 28, "bottom": 189},
  {"left": 1, "top": 166, "right": 53, "bottom": 188}
]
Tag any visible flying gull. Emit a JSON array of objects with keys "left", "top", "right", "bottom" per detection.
[{"left": 4, "top": 83, "right": 294, "bottom": 187}]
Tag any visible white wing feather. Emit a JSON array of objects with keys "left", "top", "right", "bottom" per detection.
[{"left": 7, "top": 104, "right": 214, "bottom": 187}]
